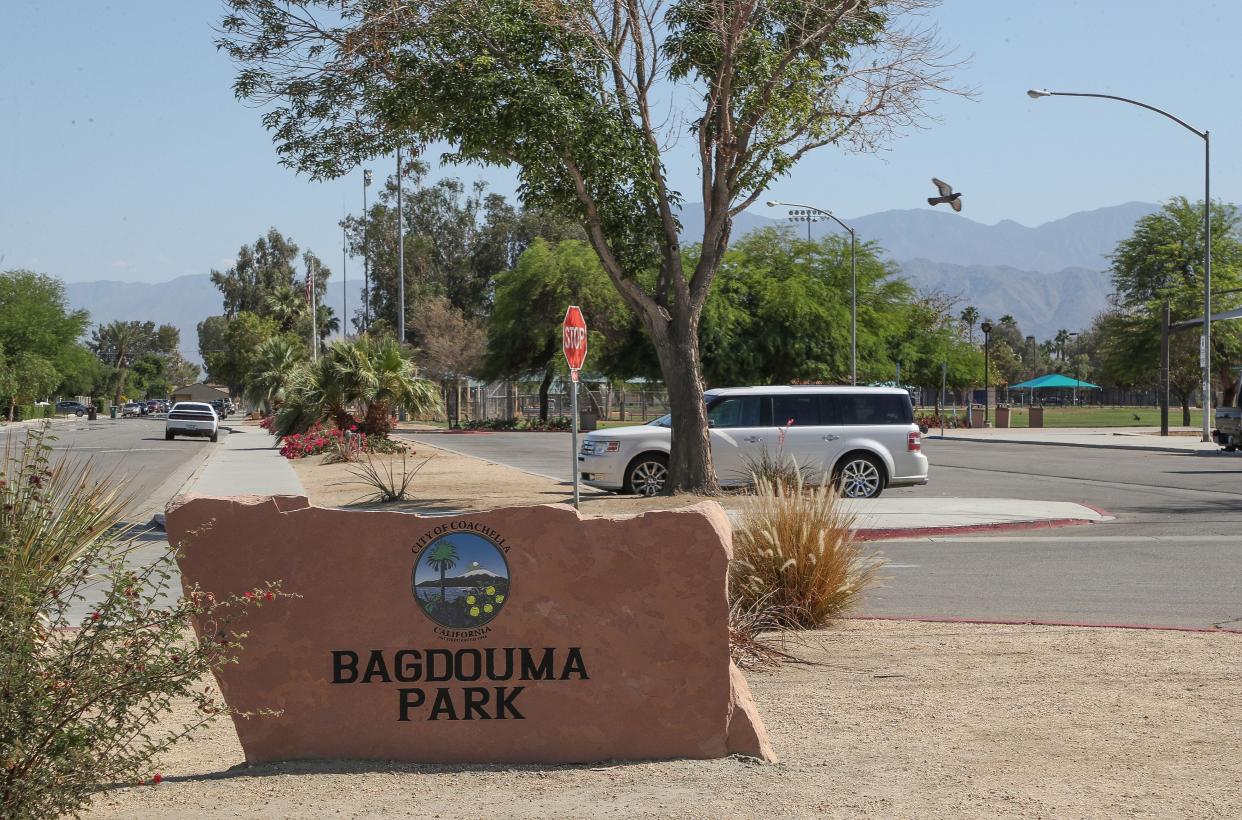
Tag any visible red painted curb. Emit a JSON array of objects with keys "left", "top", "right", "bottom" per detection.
[
  {"left": 857, "top": 516, "right": 1096, "bottom": 541},
  {"left": 850, "top": 614, "right": 1242, "bottom": 635}
]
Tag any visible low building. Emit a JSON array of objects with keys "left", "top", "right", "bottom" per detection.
[{"left": 170, "top": 383, "right": 231, "bottom": 404}]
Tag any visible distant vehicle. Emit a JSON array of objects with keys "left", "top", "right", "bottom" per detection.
[
  {"left": 146, "top": 399, "right": 163, "bottom": 414},
  {"left": 122, "top": 402, "right": 144, "bottom": 418},
  {"left": 210, "top": 398, "right": 232, "bottom": 419},
  {"left": 55, "top": 400, "right": 88, "bottom": 416},
  {"left": 578, "top": 386, "right": 928, "bottom": 499},
  {"left": 166, "top": 402, "right": 219, "bottom": 442}
]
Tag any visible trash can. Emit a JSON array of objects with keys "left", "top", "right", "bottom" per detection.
[
  {"left": 87, "top": 404, "right": 97, "bottom": 421},
  {"left": 579, "top": 409, "right": 599, "bottom": 432},
  {"left": 109, "top": 405, "right": 118, "bottom": 419},
  {"left": 1028, "top": 405, "right": 1045, "bottom": 428},
  {"left": 995, "top": 405, "right": 1011, "bottom": 429},
  {"left": 970, "top": 405, "right": 986, "bottom": 429}
]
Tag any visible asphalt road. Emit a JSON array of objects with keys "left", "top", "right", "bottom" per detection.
[
  {"left": 1, "top": 416, "right": 226, "bottom": 619},
  {"left": 0, "top": 415, "right": 218, "bottom": 523},
  {"left": 401, "top": 430, "right": 1242, "bottom": 628}
]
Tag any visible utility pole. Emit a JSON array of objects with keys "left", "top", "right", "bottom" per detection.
[
  {"left": 396, "top": 147, "right": 405, "bottom": 346},
  {"left": 342, "top": 219, "right": 347, "bottom": 339}
]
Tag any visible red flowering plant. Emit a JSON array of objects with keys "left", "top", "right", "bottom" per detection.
[
  {"left": 0, "top": 424, "right": 291, "bottom": 819},
  {"left": 277, "top": 421, "right": 406, "bottom": 460}
]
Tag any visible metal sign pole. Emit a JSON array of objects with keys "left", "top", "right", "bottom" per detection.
[{"left": 571, "top": 371, "right": 580, "bottom": 508}]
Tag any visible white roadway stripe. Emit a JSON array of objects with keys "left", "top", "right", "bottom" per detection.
[{"left": 886, "top": 534, "right": 1242, "bottom": 544}]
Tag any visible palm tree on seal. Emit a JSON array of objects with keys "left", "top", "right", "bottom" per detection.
[{"left": 426, "top": 542, "right": 460, "bottom": 603}]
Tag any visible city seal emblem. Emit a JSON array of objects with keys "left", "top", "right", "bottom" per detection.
[{"left": 412, "top": 530, "right": 510, "bottom": 630}]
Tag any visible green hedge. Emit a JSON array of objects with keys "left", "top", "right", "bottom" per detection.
[{"left": 10, "top": 404, "right": 56, "bottom": 421}]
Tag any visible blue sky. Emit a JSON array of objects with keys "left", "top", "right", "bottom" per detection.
[{"left": 1, "top": 0, "right": 1239, "bottom": 285}]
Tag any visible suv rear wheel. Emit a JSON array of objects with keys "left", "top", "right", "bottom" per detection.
[
  {"left": 835, "top": 453, "right": 885, "bottom": 499},
  {"left": 625, "top": 453, "right": 669, "bottom": 497}
]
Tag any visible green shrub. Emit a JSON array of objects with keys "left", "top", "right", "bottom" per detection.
[
  {"left": 0, "top": 425, "right": 284, "bottom": 819},
  {"left": 730, "top": 475, "right": 884, "bottom": 629}
]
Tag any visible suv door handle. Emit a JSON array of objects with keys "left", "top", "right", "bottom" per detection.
[
  {"left": 743, "top": 436, "right": 761, "bottom": 443},
  {"left": 822, "top": 434, "right": 840, "bottom": 442}
]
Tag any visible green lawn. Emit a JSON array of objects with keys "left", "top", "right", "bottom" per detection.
[{"left": 957, "top": 406, "right": 1199, "bottom": 428}]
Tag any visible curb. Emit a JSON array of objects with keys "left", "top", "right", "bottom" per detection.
[
  {"left": 850, "top": 614, "right": 1242, "bottom": 635},
  {"left": 928, "top": 434, "right": 1214, "bottom": 455},
  {"left": 857, "top": 516, "right": 1105, "bottom": 541}
]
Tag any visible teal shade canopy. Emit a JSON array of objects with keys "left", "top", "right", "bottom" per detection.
[{"left": 1009, "top": 373, "right": 1100, "bottom": 390}]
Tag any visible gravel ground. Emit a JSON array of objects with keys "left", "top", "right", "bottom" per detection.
[{"left": 86, "top": 620, "right": 1242, "bottom": 819}]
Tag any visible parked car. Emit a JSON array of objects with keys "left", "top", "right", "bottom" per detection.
[
  {"left": 122, "top": 402, "right": 145, "bottom": 417},
  {"left": 165, "top": 402, "right": 219, "bottom": 442},
  {"left": 577, "top": 386, "right": 928, "bottom": 499},
  {"left": 55, "top": 400, "right": 89, "bottom": 416},
  {"left": 210, "top": 398, "right": 229, "bottom": 419},
  {"left": 146, "top": 399, "right": 162, "bottom": 414}
]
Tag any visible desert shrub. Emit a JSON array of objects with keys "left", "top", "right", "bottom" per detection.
[
  {"left": 0, "top": 425, "right": 285, "bottom": 819},
  {"left": 738, "top": 443, "right": 815, "bottom": 490},
  {"left": 915, "top": 413, "right": 963, "bottom": 430},
  {"left": 338, "top": 451, "right": 432, "bottom": 503},
  {"left": 730, "top": 475, "right": 884, "bottom": 629},
  {"left": 459, "top": 417, "right": 572, "bottom": 432}
]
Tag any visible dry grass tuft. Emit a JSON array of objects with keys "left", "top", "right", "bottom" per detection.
[
  {"left": 731, "top": 474, "right": 885, "bottom": 629},
  {"left": 335, "top": 452, "right": 432, "bottom": 504},
  {"left": 728, "top": 593, "right": 804, "bottom": 670}
]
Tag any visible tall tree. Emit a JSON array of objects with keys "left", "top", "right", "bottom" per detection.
[
  {"left": 1107, "top": 196, "right": 1242, "bottom": 404},
  {"left": 959, "top": 305, "right": 979, "bottom": 345},
  {"left": 413, "top": 296, "right": 485, "bottom": 427},
  {"left": 220, "top": 0, "right": 962, "bottom": 493},
  {"left": 481, "top": 239, "right": 629, "bottom": 420},
  {"left": 89, "top": 321, "right": 178, "bottom": 405}
]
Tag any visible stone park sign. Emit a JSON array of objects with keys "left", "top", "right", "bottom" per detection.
[{"left": 167, "top": 496, "right": 776, "bottom": 764}]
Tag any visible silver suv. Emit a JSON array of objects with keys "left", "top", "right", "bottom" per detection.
[{"left": 578, "top": 386, "right": 928, "bottom": 498}]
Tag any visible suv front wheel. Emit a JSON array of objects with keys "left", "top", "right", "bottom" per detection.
[
  {"left": 625, "top": 453, "right": 669, "bottom": 497},
  {"left": 835, "top": 453, "right": 885, "bottom": 499}
]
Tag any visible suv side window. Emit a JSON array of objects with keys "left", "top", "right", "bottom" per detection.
[
  {"left": 826, "top": 394, "right": 914, "bottom": 425},
  {"left": 772, "top": 395, "right": 821, "bottom": 427},
  {"left": 707, "top": 396, "right": 764, "bottom": 428}
]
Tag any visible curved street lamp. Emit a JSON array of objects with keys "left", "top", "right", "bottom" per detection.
[
  {"left": 1027, "top": 88, "right": 1211, "bottom": 441},
  {"left": 767, "top": 200, "right": 858, "bottom": 386}
]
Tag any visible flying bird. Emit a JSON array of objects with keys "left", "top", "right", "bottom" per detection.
[{"left": 928, "top": 178, "right": 962, "bottom": 212}]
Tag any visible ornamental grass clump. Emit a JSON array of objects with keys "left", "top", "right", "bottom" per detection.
[
  {"left": 731, "top": 474, "right": 885, "bottom": 629},
  {"left": 0, "top": 425, "right": 286, "bottom": 820}
]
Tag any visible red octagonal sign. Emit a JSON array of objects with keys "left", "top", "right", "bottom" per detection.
[{"left": 563, "top": 305, "right": 588, "bottom": 371}]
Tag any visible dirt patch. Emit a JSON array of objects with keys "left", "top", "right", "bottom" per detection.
[
  {"left": 289, "top": 439, "right": 736, "bottom": 517},
  {"left": 85, "top": 620, "right": 1242, "bottom": 818}
]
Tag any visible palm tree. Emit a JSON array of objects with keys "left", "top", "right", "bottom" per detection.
[
  {"left": 960, "top": 305, "right": 979, "bottom": 345},
  {"left": 348, "top": 336, "right": 442, "bottom": 436},
  {"left": 426, "top": 541, "right": 459, "bottom": 602},
  {"left": 265, "top": 286, "right": 304, "bottom": 333},
  {"left": 94, "top": 320, "right": 140, "bottom": 406},
  {"left": 244, "top": 335, "right": 305, "bottom": 412},
  {"left": 1054, "top": 329, "right": 1071, "bottom": 362},
  {"left": 271, "top": 337, "right": 442, "bottom": 439}
]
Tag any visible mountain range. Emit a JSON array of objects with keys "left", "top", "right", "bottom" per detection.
[{"left": 64, "top": 202, "right": 1158, "bottom": 364}]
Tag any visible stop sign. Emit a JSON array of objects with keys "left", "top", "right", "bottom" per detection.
[{"left": 562, "top": 305, "right": 588, "bottom": 370}]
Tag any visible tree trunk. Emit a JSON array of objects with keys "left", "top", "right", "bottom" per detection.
[
  {"left": 113, "top": 366, "right": 128, "bottom": 406},
  {"left": 1181, "top": 397, "right": 1191, "bottom": 427},
  {"left": 537, "top": 365, "right": 554, "bottom": 422},
  {"left": 650, "top": 321, "right": 717, "bottom": 495}
]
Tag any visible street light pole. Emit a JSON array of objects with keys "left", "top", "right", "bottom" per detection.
[
  {"left": 767, "top": 200, "right": 857, "bottom": 385},
  {"left": 981, "top": 321, "right": 994, "bottom": 426},
  {"left": 1028, "top": 88, "right": 1211, "bottom": 441},
  {"left": 362, "top": 169, "right": 372, "bottom": 331}
]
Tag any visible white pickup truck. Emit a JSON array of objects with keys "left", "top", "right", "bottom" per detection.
[{"left": 165, "top": 402, "right": 219, "bottom": 443}]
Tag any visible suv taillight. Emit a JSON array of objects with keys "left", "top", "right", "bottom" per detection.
[{"left": 907, "top": 431, "right": 921, "bottom": 452}]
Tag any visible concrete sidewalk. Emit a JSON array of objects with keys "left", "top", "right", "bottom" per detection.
[
  {"left": 930, "top": 425, "right": 1222, "bottom": 454},
  {"left": 179, "top": 425, "right": 305, "bottom": 498}
]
